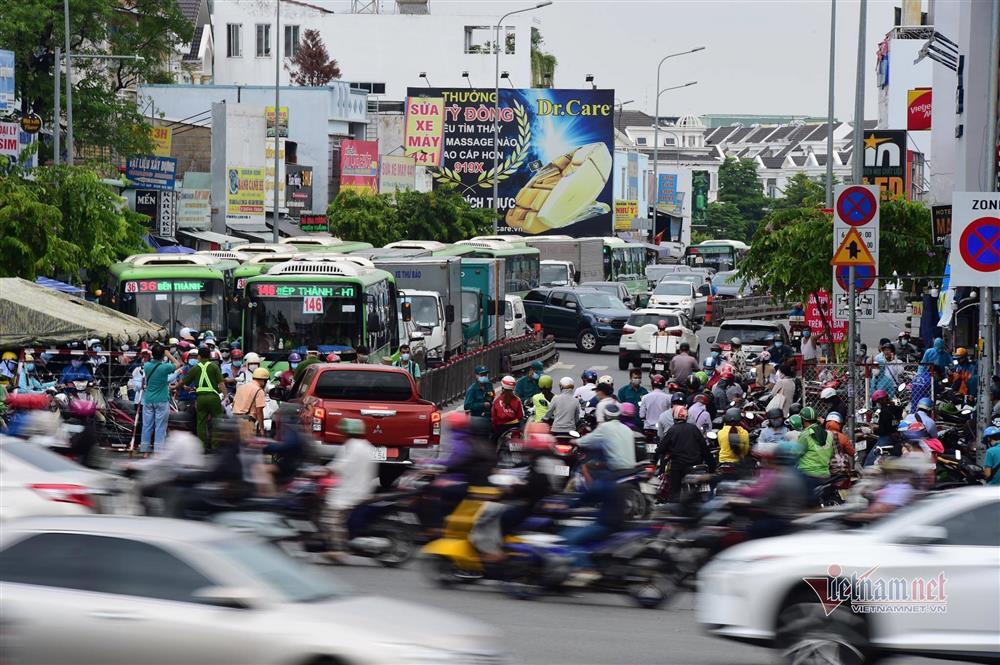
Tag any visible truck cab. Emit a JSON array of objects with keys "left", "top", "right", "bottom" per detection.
[
  {"left": 540, "top": 260, "right": 578, "bottom": 288},
  {"left": 400, "top": 289, "right": 447, "bottom": 365},
  {"left": 459, "top": 257, "right": 506, "bottom": 347}
]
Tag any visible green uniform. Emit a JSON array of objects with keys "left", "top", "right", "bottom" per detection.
[
  {"left": 392, "top": 358, "right": 422, "bottom": 379},
  {"left": 464, "top": 381, "right": 495, "bottom": 418},
  {"left": 531, "top": 391, "right": 552, "bottom": 422},
  {"left": 797, "top": 425, "right": 834, "bottom": 478},
  {"left": 515, "top": 374, "right": 541, "bottom": 404},
  {"left": 183, "top": 361, "right": 224, "bottom": 449}
]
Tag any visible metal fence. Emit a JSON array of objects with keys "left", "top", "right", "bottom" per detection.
[
  {"left": 419, "top": 333, "right": 558, "bottom": 409},
  {"left": 711, "top": 296, "right": 790, "bottom": 324},
  {"left": 800, "top": 361, "right": 924, "bottom": 418},
  {"left": 21, "top": 348, "right": 138, "bottom": 399}
]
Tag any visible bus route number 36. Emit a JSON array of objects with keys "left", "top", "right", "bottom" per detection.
[{"left": 302, "top": 295, "right": 324, "bottom": 315}]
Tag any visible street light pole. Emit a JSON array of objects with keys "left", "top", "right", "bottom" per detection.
[
  {"left": 273, "top": 0, "right": 281, "bottom": 243},
  {"left": 53, "top": 47, "right": 60, "bottom": 166},
  {"left": 64, "top": 0, "right": 73, "bottom": 165},
  {"left": 651, "top": 47, "right": 704, "bottom": 242},
  {"left": 492, "top": 1, "right": 551, "bottom": 232},
  {"left": 847, "top": 0, "right": 867, "bottom": 444},
  {"left": 825, "top": 0, "right": 836, "bottom": 208}
]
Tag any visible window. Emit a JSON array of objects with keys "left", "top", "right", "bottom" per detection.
[
  {"left": 523, "top": 290, "right": 546, "bottom": 303},
  {"left": 365, "top": 279, "right": 397, "bottom": 354},
  {"left": 664, "top": 137, "right": 676, "bottom": 146},
  {"left": 313, "top": 369, "right": 414, "bottom": 401},
  {"left": 2, "top": 440, "right": 84, "bottom": 472},
  {"left": 0, "top": 533, "right": 212, "bottom": 603},
  {"left": 226, "top": 23, "right": 242, "bottom": 58},
  {"left": 256, "top": 23, "right": 271, "bottom": 57},
  {"left": 464, "top": 25, "right": 514, "bottom": 54},
  {"left": 636, "top": 137, "right": 647, "bottom": 145},
  {"left": 350, "top": 82, "right": 387, "bottom": 95},
  {"left": 548, "top": 292, "right": 565, "bottom": 308},
  {"left": 284, "top": 25, "right": 300, "bottom": 57},
  {"left": 563, "top": 293, "right": 580, "bottom": 309},
  {"left": 934, "top": 502, "right": 1000, "bottom": 547}
]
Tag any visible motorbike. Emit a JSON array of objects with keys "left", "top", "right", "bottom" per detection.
[{"left": 650, "top": 351, "right": 668, "bottom": 379}]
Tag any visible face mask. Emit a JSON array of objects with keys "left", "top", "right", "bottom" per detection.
[
  {"left": 711, "top": 351, "right": 719, "bottom": 358},
  {"left": 25, "top": 363, "right": 35, "bottom": 372},
  {"left": 71, "top": 360, "right": 82, "bottom": 368},
  {"left": 631, "top": 379, "right": 641, "bottom": 386},
  {"left": 774, "top": 341, "right": 783, "bottom": 348},
  {"left": 188, "top": 358, "right": 198, "bottom": 366},
  {"left": 770, "top": 419, "right": 783, "bottom": 428},
  {"left": 93, "top": 346, "right": 102, "bottom": 353},
  {"left": 233, "top": 360, "right": 243, "bottom": 367},
  {"left": 248, "top": 364, "right": 259, "bottom": 372},
  {"left": 290, "top": 362, "right": 299, "bottom": 369},
  {"left": 478, "top": 376, "right": 489, "bottom": 384},
  {"left": 401, "top": 354, "right": 410, "bottom": 362},
  {"left": 531, "top": 372, "right": 539, "bottom": 380}
]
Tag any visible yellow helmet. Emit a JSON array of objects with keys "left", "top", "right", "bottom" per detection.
[
  {"left": 2, "top": 351, "right": 17, "bottom": 361},
  {"left": 954, "top": 347, "right": 968, "bottom": 358},
  {"left": 252, "top": 367, "right": 271, "bottom": 380}
]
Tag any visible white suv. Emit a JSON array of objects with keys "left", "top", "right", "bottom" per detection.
[
  {"left": 697, "top": 487, "right": 1000, "bottom": 665},
  {"left": 617, "top": 309, "right": 700, "bottom": 370}
]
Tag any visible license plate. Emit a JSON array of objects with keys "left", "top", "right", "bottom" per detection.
[
  {"left": 645, "top": 443, "right": 658, "bottom": 453},
  {"left": 553, "top": 464, "right": 570, "bottom": 477},
  {"left": 372, "top": 447, "right": 388, "bottom": 461},
  {"left": 856, "top": 441, "right": 867, "bottom": 452},
  {"left": 653, "top": 364, "right": 665, "bottom": 371}
]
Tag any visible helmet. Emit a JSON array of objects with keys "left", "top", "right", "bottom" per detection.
[
  {"left": 730, "top": 337, "right": 742, "bottom": 346},
  {"left": 672, "top": 405, "right": 688, "bottom": 421},
  {"left": 2, "top": 351, "right": 16, "bottom": 361},
  {"left": 167, "top": 337, "right": 179, "bottom": 346},
  {"left": 688, "top": 374, "right": 702, "bottom": 391},
  {"left": 710, "top": 343, "right": 722, "bottom": 353},
  {"left": 210, "top": 350, "right": 222, "bottom": 362},
  {"left": 230, "top": 340, "right": 241, "bottom": 350},
  {"left": 168, "top": 410, "right": 194, "bottom": 431},
  {"left": 538, "top": 375, "right": 553, "bottom": 389},
  {"left": 338, "top": 418, "right": 366, "bottom": 437},
  {"left": 475, "top": 364, "right": 489, "bottom": 376},
  {"left": 179, "top": 327, "right": 196, "bottom": 341},
  {"left": 693, "top": 393, "right": 710, "bottom": 404},
  {"left": 657, "top": 319, "right": 668, "bottom": 331},
  {"left": 897, "top": 330, "right": 909, "bottom": 338},
  {"left": 702, "top": 357, "right": 716, "bottom": 370},
  {"left": 871, "top": 389, "right": 888, "bottom": 403},
  {"left": 230, "top": 349, "right": 244, "bottom": 360},
  {"left": 774, "top": 440, "right": 801, "bottom": 465},
  {"left": 900, "top": 422, "right": 928, "bottom": 441},
  {"left": 558, "top": 376, "right": 574, "bottom": 389},
  {"left": 826, "top": 411, "right": 843, "bottom": 424},
  {"left": 983, "top": 426, "right": 1000, "bottom": 443},
  {"left": 244, "top": 352, "right": 261, "bottom": 365},
  {"left": 820, "top": 387, "right": 838, "bottom": 400},
  {"left": 252, "top": 367, "right": 270, "bottom": 380},
  {"left": 955, "top": 347, "right": 968, "bottom": 357},
  {"left": 288, "top": 352, "right": 302, "bottom": 363},
  {"left": 787, "top": 414, "right": 804, "bottom": 430},
  {"left": 651, "top": 374, "right": 666, "bottom": 389},
  {"left": 501, "top": 375, "right": 516, "bottom": 390},
  {"left": 620, "top": 402, "right": 637, "bottom": 419},
  {"left": 176, "top": 340, "right": 193, "bottom": 351},
  {"left": 788, "top": 403, "right": 802, "bottom": 415},
  {"left": 581, "top": 369, "right": 597, "bottom": 382},
  {"left": 723, "top": 407, "right": 742, "bottom": 424},
  {"left": 598, "top": 375, "right": 613, "bottom": 386},
  {"left": 916, "top": 397, "right": 934, "bottom": 412},
  {"left": 766, "top": 408, "right": 784, "bottom": 423},
  {"left": 720, "top": 365, "right": 735, "bottom": 380},
  {"left": 325, "top": 353, "right": 340, "bottom": 363},
  {"left": 799, "top": 406, "right": 817, "bottom": 422},
  {"left": 603, "top": 402, "right": 622, "bottom": 420}
]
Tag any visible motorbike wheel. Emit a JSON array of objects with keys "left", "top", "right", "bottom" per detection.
[
  {"left": 502, "top": 558, "right": 544, "bottom": 600},
  {"left": 372, "top": 525, "right": 416, "bottom": 568},
  {"left": 627, "top": 574, "right": 673, "bottom": 609},
  {"left": 419, "top": 554, "right": 457, "bottom": 588},
  {"left": 618, "top": 356, "right": 629, "bottom": 371},
  {"left": 622, "top": 485, "right": 650, "bottom": 520},
  {"left": 776, "top": 601, "right": 868, "bottom": 665}
]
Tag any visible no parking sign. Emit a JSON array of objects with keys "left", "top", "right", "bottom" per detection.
[{"left": 950, "top": 193, "right": 1000, "bottom": 287}]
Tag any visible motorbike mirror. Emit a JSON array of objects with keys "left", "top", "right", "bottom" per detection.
[
  {"left": 898, "top": 382, "right": 908, "bottom": 392},
  {"left": 706, "top": 431, "right": 718, "bottom": 440},
  {"left": 568, "top": 430, "right": 581, "bottom": 439}
]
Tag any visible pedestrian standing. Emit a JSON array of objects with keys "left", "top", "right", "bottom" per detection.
[
  {"left": 617, "top": 369, "right": 648, "bottom": 411},
  {"left": 139, "top": 344, "right": 180, "bottom": 457},
  {"left": 392, "top": 343, "right": 422, "bottom": 390},
  {"left": 232, "top": 367, "right": 269, "bottom": 440},
  {"left": 464, "top": 365, "right": 495, "bottom": 418},
  {"left": 515, "top": 360, "right": 545, "bottom": 404},
  {"left": 182, "top": 346, "right": 227, "bottom": 450}
]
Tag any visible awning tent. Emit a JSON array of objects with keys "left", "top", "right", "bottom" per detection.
[
  {"left": 34, "top": 277, "right": 86, "bottom": 297},
  {"left": 0, "top": 278, "right": 167, "bottom": 347}
]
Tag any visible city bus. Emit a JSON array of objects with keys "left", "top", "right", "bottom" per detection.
[
  {"left": 279, "top": 237, "right": 374, "bottom": 254},
  {"left": 232, "top": 252, "right": 299, "bottom": 309},
  {"left": 601, "top": 237, "right": 649, "bottom": 297},
  {"left": 383, "top": 240, "right": 476, "bottom": 258},
  {"left": 107, "top": 254, "right": 229, "bottom": 338},
  {"left": 242, "top": 256, "right": 399, "bottom": 360},
  {"left": 684, "top": 239, "right": 749, "bottom": 272},
  {"left": 455, "top": 238, "right": 540, "bottom": 297}
]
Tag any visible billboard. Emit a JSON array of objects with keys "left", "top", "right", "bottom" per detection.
[
  {"left": 403, "top": 97, "right": 444, "bottom": 166},
  {"left": 0, "top": 50, "right": 13, "bottom": 114},
  {"left": 285, "top": 164, "right": 313, "bottom": 217},
  {"left": 226, "top": 166, "right": 265, "bottom": 219},
  {"left": 340, "top": 139, "right": 379, "bottom": 194},
  {"left": 125, "top": 155, "right": 177, "bottom": 192},
  {"left": 264, "top": 138, "right": 286, "bottom": 210},
  {"left": 614, "top": 200, "right": 638, "bottom": 231},
  {"left": 907, "top": 88, "right": 932, "bottom": 131},
  {"left": 379, "top": 155, "right": 417, "bottom": 194},
  {"left": 406, "top": 87, "right": 615, "bottom": 237},
  {"left": 862, "top": 130, "right": 907, "bottom": 201},
  {"left": 691, "top": 170, "right": 710, "bottom": 228},
  {"left": 265, "top": 105, "right": 288, "bottom": 138},
  {"left": 150, "top": 126, "right": 172, "bottom": 157}
]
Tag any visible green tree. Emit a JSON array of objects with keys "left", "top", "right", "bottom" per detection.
[
  {"left": 530, "top": 28, "right": 557, "bottom": 88},
  {"left": 326, "top": 189, "right": 398, "bottom": 247},
  {"left": 772, "top": 172, "right": 825, "bottom": 210},
  {"left": 396, "top": 189, "right": 494, "bottom": 242},
  {"left": 716, "top": 157, "right": 766, "bottom": 240},
  {"left": 703, "top": 201, "right": 746, "bottom": 241},
  {"left": 0, "top": 0, "right": 192, "bottom": 160},
  {"left": 0, "top": 174, "right": 62, "bottom": 280}
]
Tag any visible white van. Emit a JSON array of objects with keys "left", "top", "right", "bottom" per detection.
[{"left": 504, "top": 294, "right": 530, "bottom": 336}]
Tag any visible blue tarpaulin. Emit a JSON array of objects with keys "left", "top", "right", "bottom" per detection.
[
  {"left": 35, "top": 277, "right": 85, "bottom": 297},
  {"left": 144, "top": 235, "right": 195, "bottom": 253}
]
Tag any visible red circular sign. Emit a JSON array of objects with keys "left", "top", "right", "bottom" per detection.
[
  {"left": 836, "top": 264, "right": 876, "bottom": 292},
  {"left": 836, "top": 186, "right": 878, "bottom": 226},
  {"left": 959, "top": 216, "right": 1000, "bottom": 273}
]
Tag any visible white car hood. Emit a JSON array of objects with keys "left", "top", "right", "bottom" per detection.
[{"left": 715, "top": 531, "right": 875, "bottom": 562}]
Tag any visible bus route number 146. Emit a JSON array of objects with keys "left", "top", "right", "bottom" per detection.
[{"left": 302, "top": 296, "right": 324, "bottom": 315}]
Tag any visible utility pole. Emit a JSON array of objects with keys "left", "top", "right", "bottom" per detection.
[
  {"left": 64, "top": 0, "right": 73, "bottom": 165},
  {"left": 53, "top": 47, "right": 60, "bottom": 166},
  {"left": 847, "top": 0, "right": 867, "bottom": 443},
  {"left": 825, "top": 0, "right": 836, "bottom": 208},
  {"left": 272, "top": 0, "right": 281, "bottom": 243}
]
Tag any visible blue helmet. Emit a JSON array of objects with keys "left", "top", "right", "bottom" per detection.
[
  {"left": 288, "top": 352, "right": 302, "bottom": 363},
  {"left": 983, "top": 426, "right": 1000, "bottom": 443},
  {"left": 581, "top": 369, "right": 598, "bottom": 382},
  {"left": 703, "top": 357, "right": 716, "bottom": 370},
  {"left": 916, "top": 397, "right": 934, "bottom": 412}
]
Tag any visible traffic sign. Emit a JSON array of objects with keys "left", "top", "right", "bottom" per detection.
[
  {"left": 832, "top": 228, "right": 877, "bottom": 266},
  {"left": 836, "top": 264, "right": 876, "bottom": 292},
  {"left": 836, "top": 186, "right": 878, "bottom": 226},
  {"left": 950, "top": 193, "right": 1000, "bottom": 286},
  {"left": 835, "top": 292, "right": 876, "bottom": 320}
]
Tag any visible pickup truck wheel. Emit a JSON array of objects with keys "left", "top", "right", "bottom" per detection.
[{"left": 576, "top": 329, "right": 600, "bottom": 353}]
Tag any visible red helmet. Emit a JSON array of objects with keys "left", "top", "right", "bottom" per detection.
[
  {"left": 182, "top": 351, "right": 192, "bottom": 362},
  {"left": 651, "top": 374, "right": 666, "bottom": 388},
  {"left": 326, "top": 353, "right": 340, "bottom": 363},
  {"left": 720, "top": 365, "right": 735, "bottom": 380},
  {"left": 230, "top": 349, "right": 244, "bottom": 360},
  {"left": 693, "top": 393, "right": 710, "bottom": 404},
  {"left": 657, "top": 319, "right": 668, "bottom": 330},
  {"left": 672, "top": 405, "right": 688, "bottom": 421},
  {"left": 871, "top": 389, "right": 888, "bottom": 402}
]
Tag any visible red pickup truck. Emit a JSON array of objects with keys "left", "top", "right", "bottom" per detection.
[{"left": 294, "top": 363, "right": 441, "bottom": 484}]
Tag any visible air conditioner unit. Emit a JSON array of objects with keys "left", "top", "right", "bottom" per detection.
[
  {"left": 384, "top": 240, "right": 447, "bottom": 251},
  {"left": 197, "top": 250, "right": 249, "bottom": 262},
  {"left": 280, "top": 237, "right": 342, "bottom": 246},
  {"left": 239, "top": 243, "right": 289, "bottom": 254},
  {"left": 267, "top": 260, "right": 366, "bottom": 277},
  {"left": 125, "top": 254, "right": 219, "bottom": 267},
  {"left": 455, "top": 239, "right": 504, "bottom": 250},
  {"left": 247, "top": 253, "right": 297, "bottom": 265},
  {"left": 470, "top": 235, "right": 527, "bottom": 244}
]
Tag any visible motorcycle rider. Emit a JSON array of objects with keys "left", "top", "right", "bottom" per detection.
[
  {"left": 392, "top": 344, "right": 422, "bottom": 390},
  {"left": 766, "top": 363, "right": 797, "bottom": 417},
  {"left": 16, "top": 354, "right": 51, "bottom": 394},
  {"left": 758, "top": 408, "right": 790, "bottom": 446},
  {"left": 687, "top": 393, "right": 714, "bottom": 434},
  {"left": 174, "top": 418, "right": 251, "bottom": 517},
  {"left": 982, "top": 426, "right": 1000, "bottom": 486},
  {"left": 59, "top": 355, "right": 93, "bottom": 388},
  {"left": 276, "top": 352, "right": 301, "bottom": 391},
  {"left": 656, "top": 392, "right": 688, "bottom": 441},
  {"left": 902, "top": 397, "right": 938, "bottom": 438},
  {"left": 866, "top": 389, "right": 902, "bottom": 466},
  {"left": 734, "top": 440, "right": 808, "bottom": 539},
  {"left": 617, "top": 368, "right": 648, "bottom": 411},
  {"left": 322, "top": 418, "right": 377, "bottom": 563},
  {"left": 657, "top": 405, "right": 715, "bottom": 500},
  {"left": 128, "top": 409, "right": 205, "bottom": 514},
  {"left": 824, "top": 411, "right": 856, "bottom": 469},
  {"left": 576, "top": 401, "right": 636, "bottom": 473},
  {"left": 950, "top": 347, "right": 977, "bottom": 396},
  {"left": 530, "top": 375, "right": 554, "bottom": 423},
  {"left": 896, "top": 330, "right": 920, "bottom": 361},
  {"left": 591, "top": 382, "right": 617, "bottom": 423},
  {"left": 717, "top": 407, "right": 751, "bottom": 469},
  {"left": 464, "top": 365, "right": 495, "bottom": 418},
  {"left": 712, "top": 365, "right": 737, "bottom": 413},
  {"left": 545, "top": 377, "right": 581, "bottom": 437},
  {"left": 639, "top": 374, "right": 670, "bottom": 439},
  {"left": 669, "top": 342, "right": 700, "bottom": 385},
  {"left": 724, "top": 337, "right": 748, "bottom": 377},
  {"left": 796, "top": 406, "right": 835, "bottom": 503},
  {"left": 819, "top": 387, "right": 848, "bottom": 422},
  {"left": 574, "top": 369, "right": 599, "bottom": 405},
  {"left": 515, "top": 360, "right": 545, "bottom": 404},
  {"left": 255, "top": 402, "right": 308, "bottom": 496},
  {"left": 754, "top": 350, "right": 774, "bottom": 387},
  {"left": 491, "top": 375, "right": 524, "bottom": 442},
  {"left": 292, "top": 348, "right": 322, "bottom": 384},
  {"left": 766, "top": 333, "right": 793, "bottom": 368},
  {"left": 420, "top": 413, "right": 495, "bottom": 531}
]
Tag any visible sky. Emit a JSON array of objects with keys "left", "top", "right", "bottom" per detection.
[{"left": 321, "top": 0, "right": 905, "bottom": 120}]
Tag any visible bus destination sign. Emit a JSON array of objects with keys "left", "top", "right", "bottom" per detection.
[
  {"left": 251, "top": 283, "right": 356, "bottom": 298},
  {"left": 125, "top": 280, "right": 205, "bottom": 293}
]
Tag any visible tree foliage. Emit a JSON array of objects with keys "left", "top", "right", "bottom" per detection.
[
  {"left": 0, "top": 166, "right": 147, "bottom": 284},
  {"left": 286, "top": 29, "right": 341, "bottom": 86},
  {"left": 0, "top": 0, "right": 192, "bottom": 160},
  {"left": 772, "top": 172, "right": 826, "bottom": 210},
  {"left": 327, "top": 188, "right": 494, "bottom": 246},
  {"left": 703, "top": 201, "right": 747, "bottom": 241},
  {"left": 713, "top": 157, "right": 767, "bottom": 241},
  {"left": 530, "top": 28, "right": 557, "bottom": 88}
]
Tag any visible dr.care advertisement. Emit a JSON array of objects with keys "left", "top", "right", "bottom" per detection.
[{"left": 406, "top": 88, "right": 615, "bottom": 237}]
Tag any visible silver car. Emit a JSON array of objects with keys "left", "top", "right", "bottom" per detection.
[{"left": 1, "top": 516, "right": 504, "bottom": 665}]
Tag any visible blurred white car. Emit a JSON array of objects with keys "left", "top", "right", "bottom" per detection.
[
  {"left": 697, "top": 487, "right": 1000, "bottom": 665},
  {"left": 1, "top": 516, "right": 505, "bottom": 665},
  {"left": 617, "top": 309, "right": 700, "bottom": 370},
  {"left": 0, "top": 439, "right": 130, "bottom": 520}
]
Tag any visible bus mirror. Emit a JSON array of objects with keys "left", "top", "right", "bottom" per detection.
[
  {"left": 445, "top": 304, "right": 455, "bottom": 323},
  {"left": 573, "top": 270, "right": 581, "bottom": 284},
  {"left": 367, "top": 311, "right": 383, "bottom": 333},
  {"left": 401, "top": 301, "right": 412, "bottom": 322}
]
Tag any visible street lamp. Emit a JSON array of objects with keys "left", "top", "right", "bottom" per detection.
[
  {"left": 615, "top": 98, "right": 634, "bottom": 133},
  {"left": 501, "top": 71, "right": 513, "bottom": 88},
  {"left": 585, "top": 74, "right": 595, "bottom": 90},
  {"left": 492, "top": 1, "right": 552, "bottom": 230},
  {"left": 419, "top": 72, "right": 431, "bottom": 87},
  {"left": 462, "top": 71, "right": 472, "bottom": 88}
]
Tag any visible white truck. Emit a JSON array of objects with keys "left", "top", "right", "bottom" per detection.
[
  {"left": 523, "top": 236, "right": 605, "bottom": 287},
  {"left": 372, "top": 257, "right": 463, "bottom": 366}
]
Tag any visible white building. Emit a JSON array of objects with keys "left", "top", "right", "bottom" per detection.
[{"left": 195, "top": 0, "right": 535, "bottom": 100}]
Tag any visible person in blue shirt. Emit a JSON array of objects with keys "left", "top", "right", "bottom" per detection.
[
  {"left": 919, "top": 338, "right": 952, "bottom": 378},
  {"left": 59, "top": 357, "right": 93, "bottom": 387},
  {"left": 17, "top": 354, "right": 53, "bottom": 394},
  {"left": 463, "top": 365, "right": 495, "bottom": 418},
  {"left": 704, "top": 277, "right": 718, "bottom": 297},
  {"left": 983, "top": 427, "right": 1000, "bottom": 487},
  {"left": 766, "top": 334, "right": 794, "bottom": 368}
]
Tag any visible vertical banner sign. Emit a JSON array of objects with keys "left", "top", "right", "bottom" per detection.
[
  {"left": 340, "top": 139, "right": 379, "bottom": 194},
  {"left": 157, "top": 191, "right": 177, "bottom": 238},
  {"left": 862, "top": 130, "right": 907, "bottom": 201},
  {"left": 285, "top": 164, "right": 313, "bottom": 218},
  {"left": 264, "top": 138, "right": 286, "bottom": 210},
  {"left": 656, "top": 173, "right": 678, "bottom": 210},
  {"left": 0, "top": 50, "right": 14, "bottom": 114},
  {"left": 805, "top": 290, "right": 848, "bottom": 344},
  {"left": 407, "top": 88, "right": 615, "bottom": 237},
  {"left": 932, "top": 205, "right": 952, "bottom": 246},
  {"left": 150, "top": 126, "right": 172, "bottom": 157},
  {"left": 614, "top": 200, "right": 638, "bottom": 231},
  {"left": 177, "top": 188, "right": 211, "bottom": 229},
  {"left": 226, "top": 166, "right": 266, "bottom": 220},
  {"left": 265, "top": 106, "right": 289, "bottom": 138},
  {"left": 134, "top": 190, "right": 159, "bottom": 231},
  {"left": 626, "top": 152, "right": 639, "bottom": 200},
  {"left": 0, "top": 122, "right": 19, "bottom": 160},
  {"left": 906, "top": 88, "right": 932, "bottom": 131},
  {"left": 831, "top": 184, "right": 880, "bottom": 321},
  {"left": 379, "top": 155, "right": 417, "bottom": 194},
  {"left": 949, "top": 192, "right": 1000, "bottom": 287},
  {"left": 403, "top": 96, "right": 444, "bottom": 166},
  {"left": 691, "top": 170, "right": 710, "bottom": 228}
]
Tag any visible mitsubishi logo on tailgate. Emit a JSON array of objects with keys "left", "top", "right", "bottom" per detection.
[{"left": 372, "top": 424, "right": 383, "bottom": 434}]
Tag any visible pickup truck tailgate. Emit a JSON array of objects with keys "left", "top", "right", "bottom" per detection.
[{"left": 319, "top": 401, "right": 437, "bottom": 447}]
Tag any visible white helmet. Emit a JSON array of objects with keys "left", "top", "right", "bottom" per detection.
[
  {"left": 598, "top": 375, "right": 614, "bottom": 386},
  {"left": 820, "top": 387, "right": 838, "bottom": 400},
  {"left": 826, "top": 411, "right": 843, "bottom": 424},
  {"left": 500, "top": 375, "right": 516, "bottom": 390},
  {"left": 558, "top": 376, "right": 575, "bottom": 389},
  {"left": 243, "top": 352, "right": 262, "bottom": 364}
]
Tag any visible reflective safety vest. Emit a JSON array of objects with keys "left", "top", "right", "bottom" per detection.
[{"left": 196, "top": 362, "right": 217, "bottom": 394}]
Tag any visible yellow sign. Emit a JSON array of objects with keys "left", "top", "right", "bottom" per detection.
[
  {"left": 226, "top": 166, "right": 265, "bottom": 218},
  {"left": 831, "top": 228, "right": 876, "bottom": 266},
  {"left": 403, "top": 96, "right": 444, "bottom": 166},
  {"left": 151, "top": 126, "right": 172, "bottom": 157},
  {"left": 614, "top": 199, "right": 638, "bottom": 231},
  {"left": 265, "top": 106, "right": 288, "bottom": 138}
]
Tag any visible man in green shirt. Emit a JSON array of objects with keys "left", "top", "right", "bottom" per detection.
[
  {"left": 617, "top": 368, "right": 648, "bottom": 410},
  {"left": 514, "top": 360, "right": 544, "bottom": 404},
  {"left": 182, "top": 346, "right": 227, "bottom": 450},
  {"left": 796, "top": 406, "right": 834, "bottom": 504},
  {"left": 392, "top": 344, "right": 422, "bottom": 384}
]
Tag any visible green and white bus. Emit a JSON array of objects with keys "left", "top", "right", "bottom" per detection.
[
  {"left": 279, "top": 237, "right": 374, "bottom": 254},
  {"left": 455, "top": 238, "right": 540, "bottom": 297},
  {"left": 684, "top": 239, "right": 749, "bottom": 272},
  {"left": 242, "top": 256, "right": 399, "bottom": 359},
  {"left": 383, "top": 240, "right": 477, "bottom": 258},
  {"left": 107, "top": 254, "right": 229, "bottom": 337},
  {"left": 601, "top": 237, "right": 648, "bottom": 297}
]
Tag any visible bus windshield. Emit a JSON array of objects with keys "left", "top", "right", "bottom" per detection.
[
  {"left": 119, "top": 279, "right": 225, "bottom": 335},
  {"left": 246, "top": 282, "right": 361, "bottom": 353},
  {"left": 685, "top": 245, "right": 739, "bottom": 271},
  {"left": 505, "top": 252, "right": 540, "bottom": 294}
]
